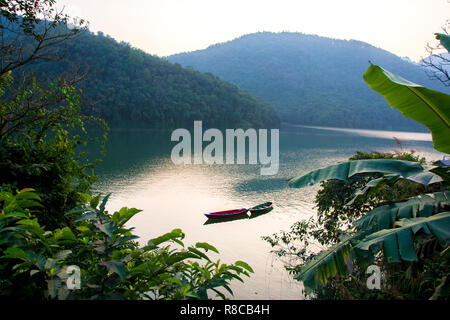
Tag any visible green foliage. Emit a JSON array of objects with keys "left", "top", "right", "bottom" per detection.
[
  {"left": 0, "top": 190, "right": 253, "bottom": 300},
  {"left": 355, "top": 212, "right": 450, "bottom": 263},
  {"left": 0, "top": 2, "right": 253, "bottom": 300},
  {"left": 363, "top": 63, "right": 450, "bottom": 153},
  {"left": 285, "top": 158, "right": 448, "bottom": 295},
  {"left": 288, "top": 159, "right": 441, "bottom": 189},
  {"left": 0, "top": 72, "right": 107, "bottom": 229},
  {"left": 264, "top": 150, "right": 449, "bottom": 299},
  {"left": 435, "top": 33, "right": 450, "bottom": 52},
  {"left": 293, "top": 232, "right": 364, "bottom": 295},
  {"left": 0, "top": 0, "right": 87, "bottom": 76},
  {"left": 18, "top": 30, "right": 280, "bottom": 129},
  {"left": 266, "top": 37, "right": 450, "bottom": 298},
  {"left": 354, "top": 191, "right": 450, "bottom": 233},
  {"left": 349, "top": 150, "right": 426, "bottom": 162}
]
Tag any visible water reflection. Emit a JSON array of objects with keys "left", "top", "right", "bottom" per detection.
[
  {"left": 299, "top": 125, "right": 432, "bottom": 141},
  {"left": 234, "top": 178, "right": 288, "bottom": 193},
  {"left": 203, "top": 214, "right": 250, "bottom": 225}
]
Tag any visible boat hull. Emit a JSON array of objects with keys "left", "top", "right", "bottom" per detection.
[
  {"left": 249, "top": 202, "right": 273, "bottom": 216},
  {"left": 204, "top": 208, "right": 249, "bottom": 219}
]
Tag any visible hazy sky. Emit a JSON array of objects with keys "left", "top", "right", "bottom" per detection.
[{"left": 57, "top": 0, "right": 449, "bottom": 61}]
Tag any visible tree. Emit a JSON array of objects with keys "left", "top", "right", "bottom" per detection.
[
  {"left": 0, "top": 0, "right": 87, "bottom": 76},
  {"left": 0, "top": 1, "right": 254, "bottom": 300},
  {"left": 0, "top": 1, "right": 104, "bottom": 228}
]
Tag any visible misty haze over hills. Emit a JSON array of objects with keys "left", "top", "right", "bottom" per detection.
[{"left": 168, "top": 32, "right": 449, "bottom": 131}]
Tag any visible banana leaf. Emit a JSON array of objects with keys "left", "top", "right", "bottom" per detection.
[
  {"left": 355, "top": 212, "right": 450, "bottom": 263},
  {"left": 294, "top": 232, "right": 366, "bottom": 294},
  {"left": 435, "top": 33, "right": 450, "bottom": 52},
  {"left": 347, "top": 174, "right": 402, "bottom": 205},
  {"left": 348, "top": 171, "right": 443, "bottom": 205},
  {"left": 287, "top": 159, "right": 437, "bottom": 188},
  {"left": 354, "top": 191, "right": 450, "bottom": 233},
  {"left": 363, "top": 64, "right": 450, "bottom": 154}
]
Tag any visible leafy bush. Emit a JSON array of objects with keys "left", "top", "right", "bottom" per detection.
[
  {"left": 263, "top": 150, "right": 449, "bottom": 299},
  {"left": 0, "top": 189, "right": 253, "bottom": 300},
  {"left": 0, "top": 71, "right": 108, "bottom": 229}
]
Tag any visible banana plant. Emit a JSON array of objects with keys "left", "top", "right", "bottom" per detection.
[
  {"left": 290, "top": 187, "right": 450, "bottom": 293},
  {"left": 355, "top": 212, "right": 450, "bottom": 263},
  {"left": 287, "top": 158, "right": 448, "bottom": 293},
  {"left": 293, "top": 231, "right": 369, "bottom": 295},
  {"left": 354, "top": 191, "right": 450, "bottom": 233},
  {"left": 293, "top": 193, "right": 450, "bottom": 293},
  {"left": 435, "top": 33, "right": 450, "bottom": 52},
  {"left": 286, "top": 56, "right": 450, "bottom": 294}
]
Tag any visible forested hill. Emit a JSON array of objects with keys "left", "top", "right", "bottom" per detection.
[
  {"left": 168, "top": 32, "right": 449, "bottom": 131},
  {"left": 19, "top": 31, "right": 280, "bottom": 129}
]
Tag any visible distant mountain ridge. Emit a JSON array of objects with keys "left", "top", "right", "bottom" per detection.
[
  {"left": 168, "top": 31, "right": 449, "bottom": 131},
  {"left": 19, "top": 30, "right": 279, "bottom": 129}
]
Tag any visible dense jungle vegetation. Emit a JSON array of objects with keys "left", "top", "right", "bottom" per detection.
[{"left": 8, "top": 26, "right": 280, "bottom": 129}]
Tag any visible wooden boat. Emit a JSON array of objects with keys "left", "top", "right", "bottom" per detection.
[
  {"left": 249, "top": 202, "right": 273, "bottom": 216},
  {"left": 204, "top": 208, "right": 249, "bottom": 219}
]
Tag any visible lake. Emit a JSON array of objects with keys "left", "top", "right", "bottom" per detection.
[{"left": 91, "top": 124, "right": 444, "bottom": 300}]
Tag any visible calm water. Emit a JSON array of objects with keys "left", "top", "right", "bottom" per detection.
[{"left": 92, "top": 124, "right": 444, "bottom": 300}]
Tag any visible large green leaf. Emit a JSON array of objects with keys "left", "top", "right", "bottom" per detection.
[
  {"left": 355, "top": 212, "right": 450, "bottom": 263},
  {"left": 234, "top": 260, "right": 254, "bottom": 273},
  {"left": 435, "top": 33, "right": 450, "bottom": 52},
  {"left": 287, "top": 159, "right": 436, "bottom": 188},
  {"left": 294, "top": 232, "right": 366, "bottom": 294},
  {"left": 347, "top": 174, "right": 402, "bottom": 205},
  {"left": 363, "top": 64, "right": 450, "bottom": 154},
  {"left": 354, "top": 191, "right": 450, "bottom": 233},
  {"left": 111, "top": 207, "right": 142, "bottom": 227},
  {"left": 145, "top": 228, "right": 185, "bottom": 249},
  {"left": 195, "top": 242, "right": 219, "bottom": 254},
  {"left": 346, "top": 170, "right": 444, "bottom": 205},
  {"left": 100, "top": 260, "right": 126, "bottom": 280}
]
